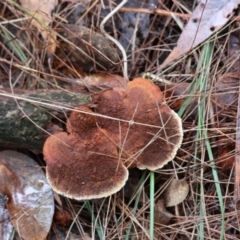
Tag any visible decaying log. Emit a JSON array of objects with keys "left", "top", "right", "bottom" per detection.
[{"left": 0, "top": 89, "right": 89, "bottom": 151}]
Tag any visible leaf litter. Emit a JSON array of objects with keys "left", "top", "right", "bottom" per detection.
[
  {"left": 160, "top": 0, "right": 240, "bottom": 69},
  {"left": 19, "top": 0, "right": 58, "bottom": 55},
  {"left": 1, "top": 0, "right": 240, "bottom": 239},
  {"left": 0, "top": 151, "right": 54, "bottom": 240}
]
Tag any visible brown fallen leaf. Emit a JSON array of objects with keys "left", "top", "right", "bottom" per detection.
[
  {"left": 160, "top": 0, "right": 239, "bottom": 69},
  {"left": 216, "top": 144, "right": 235, "bottom": 170},
  {"left": 154, "top": 198, "right": 173, "bottom": 225},
  {"left": 54, "top": 207, "right": 73, "bottom": 227},
  {"left": 0, "top": 193, "right": 13, "bottom": 240},
  {"left": 19, "top": 0, "right": 58, "bottom": 55},
  {"left": 75, "top": 73, "right": 126, "bottom": 93},
  {"left": 0, "top": 150, "right": 54, "bottom": 240},
  {"left": 158, "top": 75, "right": 239, "bottom": 120},
  {"left": 164, "top": 178, "right": 189, "bottom": 207}
]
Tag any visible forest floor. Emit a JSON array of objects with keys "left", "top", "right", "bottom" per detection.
[{"left": 1, "top": 0, "right": 240, "bottom": 240}]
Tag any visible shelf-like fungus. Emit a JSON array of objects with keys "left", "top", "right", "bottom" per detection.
[
  {"left": 43, "top": 106, "right": 128, "bottom": 200},
  {"left": 93, "top": 78, "right": 183, "bottom": 170},
  {"left": 43, "top": 78, "right": 183, "bottom": 199}
]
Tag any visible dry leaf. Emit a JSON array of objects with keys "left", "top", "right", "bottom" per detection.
[
  {"left": 54, "top": 208, "right": 72, "bottom": 227},
  {"left": 164, "top": 178, "right": 189, "bottom": 207},
  {"left": 216, "top": 144, "right": 235, "bottom": 170},
  {"left": 79, "top": 73, "right": 126, "bottom": 92},
  {"left": 160, "top": 0, "right": 240, "bottom": 69},
  {"left": 0, "top": 150, "right": 54, "bottom": 240},
  {"left": 19, "top": 0, "right": 58, "bottom": 55},
  {"left": 68, "top": 232, "right": 92, "bottom": 240},
  {"left": 154, "top": 199, "right": 173, "bottom": 225},
  {"left": 0, "top": 193, "right": 13, "bottom": 240}
]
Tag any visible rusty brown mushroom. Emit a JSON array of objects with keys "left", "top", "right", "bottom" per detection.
[
  {"left": 43, "top": 78, "right": 183, "bottom": 199},
  {"left": 43, "top": 106, "right": 128, "bottom": 200},
  {"left": 93, "top": 78, "right": 183, "bottom": 170}
]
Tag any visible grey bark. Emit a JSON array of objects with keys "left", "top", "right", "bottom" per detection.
[{"left": 0, "top": 89, "right": 90, "bottom": 151}]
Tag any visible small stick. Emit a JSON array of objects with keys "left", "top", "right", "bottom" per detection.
[
  {"left": 120, "top": 7, "right": 190, "bottom": 19},
  {"left": 100, "top": 0, "right": 129, "bottom": 84},
  {"left": 119, "top": 7, "right": 240, "bottom": 22},
  {"left": 234, "top": 84, "right": 240, "bottom": 208}
]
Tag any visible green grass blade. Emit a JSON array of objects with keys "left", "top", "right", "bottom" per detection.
[
  {"left": 125, "top": 171, "right": 147, "bottom": 240},
  {"left": 85, "top": 200, "right": 103, "bottom": 239},
  {"left": 149, "top": 171, "right": 155, "bottom": 240}
]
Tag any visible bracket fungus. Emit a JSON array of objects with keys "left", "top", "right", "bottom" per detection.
[
  {"left": 43, "top": 106, "right": 128, "bottom": 200},
  {"left": 43, "top": 78, "right": 183, "bottom": 200},
  {"left": 92, "top": 78, "right": 183, "bottom": 170}
]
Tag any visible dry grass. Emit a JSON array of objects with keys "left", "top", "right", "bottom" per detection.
[{"left": 0, "top": 0, "right": 240, "bottom": 239}]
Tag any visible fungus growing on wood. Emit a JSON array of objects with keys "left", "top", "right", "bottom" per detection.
[
  {"left": 93, "top": 78, "right": 183, "bottom": 170},
  {"left": 43, "top": 106, "right": 128, "bottom": 200},
  {"left": 43, "top": 78, "right": 183, "bottom": 199}
]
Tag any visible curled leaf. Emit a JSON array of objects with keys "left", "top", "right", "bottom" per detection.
[
  {"left": 154, "top": 199, "right": 173, "bottom": 225},
  {"left": 164, "top": 178, "right": 189, "bottom": 207},
  {"left": 0, "top": 150, "right": 54, "bottom": 240}
]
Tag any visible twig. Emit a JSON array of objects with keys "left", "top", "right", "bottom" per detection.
[
  {"left": 234, "top": 83, "right": 240, "bottom": 208},
  {"left": 119, "top": 7, "right": 190, "bottom": 19},
  {"left": 100, "top": 0, "right": 129, "bottom": 84},
  {"left": 119, "top": 7, "right": 240, "bottom": 22}
]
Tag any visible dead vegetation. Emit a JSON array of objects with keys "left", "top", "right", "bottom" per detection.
[{"left": 1, "top": 0, "right": 240, "bottom": 239}]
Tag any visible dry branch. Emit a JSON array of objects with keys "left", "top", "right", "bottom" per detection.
[
  {"left": 234, "top": 83, "right": 240, "bottom": 207},
  {"left": 120, "top": 7, "right": 240, "bottom": 22}
]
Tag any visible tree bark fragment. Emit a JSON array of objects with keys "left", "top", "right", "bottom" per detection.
[{"left": 0, "top": 89, "right": 89, "bottom": 151}]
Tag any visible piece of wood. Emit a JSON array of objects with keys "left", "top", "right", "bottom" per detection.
[
  {"left": 0, "top": 89, "right": 89, "bottom": 151},
  {"left": 234, "top": 83, "right": 240, "bottom": 208}
]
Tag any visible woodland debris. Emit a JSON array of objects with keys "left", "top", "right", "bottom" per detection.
[
  {"left": 0, "top": 89, "right": 89, "bottom": 150},
  {"left": 0, "top": 150, "right": 54, "bottom": 240},
  {"left": 56, "top": 24, "right": 120, "bottom": 72},
  {"left": 19, "top": 0, "right": 58, "bottom": 55},
  {"left": 160, "top": 0, "right": 240, "bottom": 69},
  {"left": 43, "top": 78, "right": 183, "bottom": 200}
]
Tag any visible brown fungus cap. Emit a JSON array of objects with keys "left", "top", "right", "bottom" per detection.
[
  {"left": 93, "top": 78, "right": 183, "bottom": 170},
  {"left": 43, "top": 106, "right": 128, "bottom": 200},
  {"left": 43, "top": 78, "right": 183, "bottom": 200}
]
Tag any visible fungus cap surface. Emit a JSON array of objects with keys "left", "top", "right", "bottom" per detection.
[
  {"left": 43, "top": 78, "right": 183, "bottom": 200},
  {"left": 94, "top": 78, "right": 183, "bottom": 170},
  {"left": 43, "top": 109, "right": 128, "bottom": 200}
]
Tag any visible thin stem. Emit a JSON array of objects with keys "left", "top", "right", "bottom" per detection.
[
  {"left": 149, "top": 171, "right": 155, "bottom": 240},
  {"left": 100, "top": 0, "right": 129, "bottom": 84}
]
